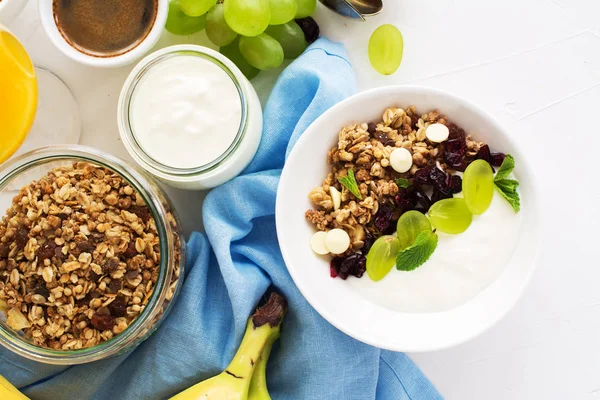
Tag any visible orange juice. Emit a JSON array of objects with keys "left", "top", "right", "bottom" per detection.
[{"left": 0, "top": 27, "right": 37, "bottom": 163}]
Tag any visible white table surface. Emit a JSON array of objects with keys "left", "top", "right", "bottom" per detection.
[{"left": 8, "top": 1, "right": 600, "bottom": 398}]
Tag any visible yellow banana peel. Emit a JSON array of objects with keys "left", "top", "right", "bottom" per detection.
[{"left": 0, "top": 374, "right": 29, "bottom": 400}]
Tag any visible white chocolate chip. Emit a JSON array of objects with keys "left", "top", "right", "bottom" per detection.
[
  {"left": 310, "top": 231, "right": 330, "bottom": 255},
  {"left": 329, "top": 187, "right": 342, "bottom": 210},
  {"left": 425, "top": 123, "right": 449, "bottom": 143},
  {"left": 389, "top": 148, "right": 413, "bottom": 173},
  {"left": 325, "top": 229, "right": 350, "bottom": 255}
]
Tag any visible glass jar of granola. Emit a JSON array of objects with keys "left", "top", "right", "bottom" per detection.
[{"left": 0, "top": 145, "right": 185, "bottom": 365}]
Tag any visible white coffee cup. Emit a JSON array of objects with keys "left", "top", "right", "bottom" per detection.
[
  {"left": 0, "top": 0, "right": 30, "bottom": 22},
  {"left": 38, "top": 0, "right": 168, "bottom": 68}
]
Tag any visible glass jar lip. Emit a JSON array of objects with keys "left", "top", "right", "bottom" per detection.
[
  {"left": 118, "top": 45, "right": 249, "bottom": 178},
  {"left": 0, "top": 145, "right": 176, "bottom": 364}
]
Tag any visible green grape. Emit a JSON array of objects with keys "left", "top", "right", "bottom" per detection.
[
  {"left": 366, "top": 235, "right": 401, "bottom": 282},
  {"left": 368, "top": 24, "right": 404, "bottom": 75},
  {"left": 428, "top": 198, "right": 473, "bottom": 234},
  {"left": 220, "top": 38, "right": 260, "bottom": 80},
  {"left": 396, "top": 211, "right": 432, "bottom": 249},
  {"left": 269, "top": 0, "right": 297, "bottom": 25},
  {"left": 238, "top": 33, "right": 284, "bottom": 70},
  {"left": 180, "top": 0, "right": 217, "bottom": 16},
  {"left": 206, "top": 4, "right": 238, "bottom": 46},
  {"left": 462, "top": 160, "right": 495, "bottom": 215},
  {"left": 224, "top": 0, "right": 270, "bottom": 37},
  {"left": 166, "top": 0, "right": 207, "bottom": 35},
  {"left": 265, "top": 22, "right": 307, "bottom": 59},
  {"left": 295, "top": 0, "right": 316, "bottom": 18}
]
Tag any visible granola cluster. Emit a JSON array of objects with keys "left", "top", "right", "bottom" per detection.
[
  {"left": 0, "top": 162, "right": 180, "bottom": 350},
  {"left": 305, "top": 106, "right": 484, "bottom": 255}
]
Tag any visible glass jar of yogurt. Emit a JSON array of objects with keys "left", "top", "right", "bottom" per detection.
[{"left": 118, "top": 45, "right": 263, "bottom": 190}]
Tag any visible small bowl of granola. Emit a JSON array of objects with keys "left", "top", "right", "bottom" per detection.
[
  {"left": 276, "top": 86, "right": 541, "bottom": 352},
  {"left": 0, "top": 145, "right": 184, "bottom": 364}
]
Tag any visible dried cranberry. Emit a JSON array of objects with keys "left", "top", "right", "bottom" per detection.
[
  {"left": 491, "top": 152, "right": 506, "bottom": 167},
  {"left": 129, "top": 205, "right": 151, "bottom": 223},
  {"left": 431, "top": 189, "right": 453, "bottom": 203},
  {"left": 476, "top": 144, "right": 492, "bottom": 163},
  {"left": 374, "top": 205, "right": 394, "bottom": 233},
  {"left": 414, "top": 167, "right": 432, "bottom": 185},
  {"left": 362, "top": 233, "right": 375, "bottom": 254},
  {"left": 367, "top": 122, "right": 376, "bottom": 134},
  {"left": 14, "top": 226, "right": 29, "bottom": 249},
  {"left": 295, "top": 17, "right": 320, "bottom": 44},
  {"left": 108, "top": 296, "right": 128, "bottom": 317},
  {"left": 37, "top": 241, "right": 57, "bottom": 260},
  {"left": 415, "top": 190, "right": 432, "bottom": 210},
  {"left": 394, "top": 195, "right": 416, "bottom": 213},
  {"left": 451, "top": 175, "right": 462, "bottom": 193},
  {"left": 330, "top": 257, "right": 343, "bottom": 278},
  {"left": 91, "top": 313, "right": 115, "bottom": 331},
  {"left": 443, "top": 123, "right": 468, "bottom": 171},
  {"left": 429, "top": 167, "right": 452, "bottom": 195}
]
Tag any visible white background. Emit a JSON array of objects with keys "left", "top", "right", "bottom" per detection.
[{"left": 7, "top": 0, "right": 600, "bottom": 398}]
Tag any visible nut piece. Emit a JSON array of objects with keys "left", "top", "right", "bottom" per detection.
[
  {"left": 325, "top": 229, "right": 350, "bottom": 255},
  {"left": 329, "top": 187, "right": 342, "bottom": 211}
]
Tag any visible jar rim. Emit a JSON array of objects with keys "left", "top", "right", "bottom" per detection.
[
  {"left": 0, "top": 145, "right": 180, "bottom": 364},
  {"left": 118, "top": 45, "right": 250, "bottom": 179}
]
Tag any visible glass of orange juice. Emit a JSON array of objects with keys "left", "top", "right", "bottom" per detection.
[
  {"left": 0, "top": 25, "right": 37, "bottom": 163},
  {"left": 0, "top": 24, "right": 81, "bottom": 164}
]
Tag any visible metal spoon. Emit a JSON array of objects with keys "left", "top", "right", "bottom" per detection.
[{"left": 318, "top": 0, "right": 383, "bottom": 20}]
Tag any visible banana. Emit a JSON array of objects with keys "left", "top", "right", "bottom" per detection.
[
  {"left": 247, "top": 333, "right": 278, "bottom": 400},
  {"left": 0, "top": 374, "right": 29, "bottom": 400},
  {"left": 171, "top": 292, "right": 287, "bottom": 400}
]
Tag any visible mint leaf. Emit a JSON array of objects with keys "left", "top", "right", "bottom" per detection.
[
  {"left": 395, "top": 178, "right": 411, "bottom": 189},
  {"left": 396, "top": 230, "right": 438, "bottom": 271},
  {"left": 338, "top": 168, "right": 362, "bottom": 200},
  {"left": 495, "top": 179, "right": 520, "bottom": 212},
  {"left": 494, "top": 155, "right": 520, "bottom": 212},
  {"left": 494, "top": 154, "right": 515, "bottom": 181}
]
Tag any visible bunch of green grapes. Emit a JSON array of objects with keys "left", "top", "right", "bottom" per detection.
[{"left": 166, "top": 0, "right": 320, "bottom": 79}]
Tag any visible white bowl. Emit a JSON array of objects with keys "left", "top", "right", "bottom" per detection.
[
  {"left": 38, "top": 0, "right": 168, "bottom": 68},
  {"left": 276, "top": 86, "right": 542, "bottom": 352},
  {"left": 0, "top": 0, "right": 29, "bottom": 22}
]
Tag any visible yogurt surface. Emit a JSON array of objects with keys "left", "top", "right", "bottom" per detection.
[
  {"left": 347, "top": 192, "right": 522, "bottom": 313},
  {"left": 129, "top": 55, "right": 242, "bottom": 169}
]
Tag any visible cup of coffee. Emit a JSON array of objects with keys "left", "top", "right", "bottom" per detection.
[{"left": 38, "top": 0, "right": 168, "bottom": 68}]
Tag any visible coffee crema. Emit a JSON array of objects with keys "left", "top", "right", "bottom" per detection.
[{"left": 53, "top": 0, "right": 158, "bottom": 58}]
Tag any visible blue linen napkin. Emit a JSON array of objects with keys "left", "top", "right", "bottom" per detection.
[{"left": 0, "top": 38, "right": 442, "bottom": 400}]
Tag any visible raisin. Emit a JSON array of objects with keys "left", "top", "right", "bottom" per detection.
[
  {"left": 476, "top": 144, "right": 492, "bottom": 163},
  {"left": 14, "top": 225, "right": 29, "bottom": 249},
  {"left": 330, "top": 257, "right": 342, "bottom": 278},
  {"left": 295, "top": 17, "right": 319, "bottom": 44},
  {"left": 56, "top": 213, "right": 69, "bottom": 220},
  {"left": 413, "top": 167, "right": 432, "bottom": 185},
  {"left": 491, "top": 152, "right": 506, "bottom": 167},
  {"left": 107, "top": 279, "right": 122, "bottom": 294},
  {"left": 37, "top": 241, "right": 57, "bottom": 260},
  {"left": 103, "top": 258, "right": 120, "bottom": 273},
  {"left": 362, "top": 233, "right": 376, "bottom": 254},
  {"left": 367, "top": 122, "right": 377, "bottom": 134},
  {"left": 0, "top": 244, "right": 9, "bottom": 258},
  {"left": 373, "top": 131, "right": 395, "bottom": 146},
  {"left": 108, "top": 296, "right": 128, "bottom": 317},
  {"left": 129, "top": 205, "right": 151, "bottom": 223},
  {"left": 33, "top": 282, "right": 50, "bottom": 299},
  {"left": 121, "top": 242, "right": 138, "bottom": 259},
  {"left": 91, "top": 313, "right": 115, "bottom": 331},
  {"left": 77, "top": 240, "right": 95, "bottom": 254},
  {"left": 332, "top": 254, "right": 367, "bottom": 280},
  {"left": 88, "top": 270, "right": 101, "bottom": 282},
  {"left": 415, "top": 190, "right": 432, "bottom": 210},
  {"left": 54, "top": 246, "right": 66, "bottom": 261},
  {"left": 451, "top": 175, "right": 462, "bottom": 194},
  {"left": 89, "top": 291, "right": 102, "bottom": 299}
]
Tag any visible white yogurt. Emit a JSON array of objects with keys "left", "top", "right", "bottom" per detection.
[
  {"left": 129, "top": 55, "right": 242, "bottom": 169},
  {"left": 348, "top": 192, "right": 521, "bottom": 313}
]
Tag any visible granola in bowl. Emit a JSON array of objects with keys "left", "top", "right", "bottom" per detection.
[
  {"left": 0, "top": 150, "right": 183, "bottom": 361},
  {"left": 305, "top": 105, "right": 518, "bottom": 280}
]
